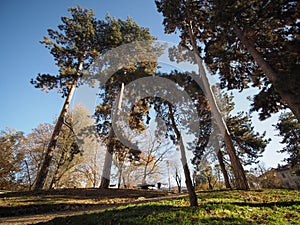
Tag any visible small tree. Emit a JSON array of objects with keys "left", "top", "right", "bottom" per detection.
[
  {"left": 76, "top": 146, "right": 103, "bottom": 188},
  {"left": 137, "top": 131, "right": 170, "bottom": 185},
  {"left": 23, "top": 123, "right": 53, "bottom": 190},
  {"left": 47, "top": 115, "right": 82, "bottom": 189},
  {"left": 174, "top": 165, "right": 182, "bottom": 193},
  {"left": 70, "top": 104, "right": 104, "bottom": 188},
  {"left": 0, "top": 129, "right": 25, "bottom": 190}
]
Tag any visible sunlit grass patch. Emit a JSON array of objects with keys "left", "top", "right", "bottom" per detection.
[{"left": 36, "top": 189, "right": 300, "bottom": 225}]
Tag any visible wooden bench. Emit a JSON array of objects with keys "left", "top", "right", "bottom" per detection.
[{"left": 139, "top": 184, "right": 155, "bottom": 189}]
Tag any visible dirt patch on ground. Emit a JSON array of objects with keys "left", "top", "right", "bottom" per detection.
[{"left": 0, "top": 188, "right": 182, "bottom": 225}]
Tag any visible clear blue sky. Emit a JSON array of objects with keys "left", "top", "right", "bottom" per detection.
[{"left": 0, "top": 0, "right": 286, "bottom": 168}]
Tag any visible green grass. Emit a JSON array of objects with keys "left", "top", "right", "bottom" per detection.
[{"left": 36, "top": 189, "right": 300, "bottom": 225}]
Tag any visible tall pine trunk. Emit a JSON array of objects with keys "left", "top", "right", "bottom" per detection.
[
  {"left": 34, "top": 59, "right": 84, "bottom": 190},
  {"left": 233, "top": 25, "right": 300, "bottom": 122},
  {"left": 100, "top": 129, "right": 114, "bottom": 188},
  {"left": 216, "top": 149, "right": 231, "bottom": 189},
  {"left": 168, "top": 103, "right": 198, "bottom": 207},
  {"left": 223, "top": 132, "right": 249, "bottom": 190},
  {"left": 187, "top": 22, "right": 249, "bottom": 190},
  {"left": 100, "top": 83, "right": 124, "bottom": 189}
]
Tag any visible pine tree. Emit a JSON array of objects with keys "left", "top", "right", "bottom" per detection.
[
  {"left": 214, "top": 89, "right": 270, "bottom": 166},
  {"left": 93, "top": 27, "right": 157, "bottom": 188},
  {"left": 274, "top": 112, "right": 300, "bottom": 167},
  {"left": 31, "top": 6, "right": 103, "bottom": 190},
  {"left": 0, "top": 129, "right": 25, "bottom": 190},
  {"left": 205, "top": 0, "right": 300, "bottom": 121},
  {"left": 31, "top": 7, "right": 155, "bottom": 190},
  {"left": 192, "top": 89, "right": 269, "bottom": 188},
  {"left": 147, "top": 71, "right": 207, "bottom": 206},
  {"left": 156, "top": 0, "right": 249, "bottom": 190}
]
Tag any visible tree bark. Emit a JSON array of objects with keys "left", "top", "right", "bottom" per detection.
[
  {"left": 224, "top": 132, "right": 249, "bottom": 190},
  {"left": 168, "top": 103, "right": 198, "bottom": 206},
  {"left": 233, "top": 25, "right": 300, "bottom": 122},
  {"left": 100, "top": 129, "right": 114, "bottom": 188},
  {"left": 24, "top": 160, "right": 32, "bottom": 191},
  {"left": 179, "top": 134, "right": 198, "bottom": 206},
  {"left": 34, "top": 59, "right": 84, "bottom": 191},
  {"left": 187, "top": 22, "right": 249, "bottom": 190},
  {"left": 175, "top": 168, "right": 182, "bottom": 193},
  {"left": 118, "top": 163, "right": 123, "bottom": 189},
  {"left": 142, "top": 162, "right": 148, "bottom": 185},
  {"left": 216, "top": 149, "right": 231, "bottom": 189},
  {"left": 207, "top": 177, "right": 213, "bottom": 190}
]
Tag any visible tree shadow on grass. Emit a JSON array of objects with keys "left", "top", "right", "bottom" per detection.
[
  {"left": 0, "top": 203, "right": 111, "bottom": 217},
  {"left": 35, "top": 204, "right": 255, "bottom": 225},
  {"left": 232, "top": 201, "right": 300, "bottom": 207},
  {"left": 0, "top": 188, "right": 167, "bottom": 199},
  {"left": 0, "top": 188, "right": 170, "bottom": 217}
]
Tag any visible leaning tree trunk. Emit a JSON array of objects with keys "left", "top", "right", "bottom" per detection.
[
  {"left": 168, "top": 103, "right": 198, "bottom": 206},
  {"left": 216, "top": 149, "right": 231, "bottom": 189},
  {"left": 233, "top": 25, "right": 300, "bottom": 122},
  {"left": 187, "top": 21, "right": 249, "bottom": 190},
  {"left": 223, "top": 132, "right": 249, "bottom": 190},
  {"left": 34, "top": 59, "right": 84, "bottom": 190}
]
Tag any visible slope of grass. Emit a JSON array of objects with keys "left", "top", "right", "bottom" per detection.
[{"left": 37, "top": 189, "right": 300, "bottom": 225}]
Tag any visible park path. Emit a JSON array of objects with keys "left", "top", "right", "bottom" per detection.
[{"left": 0, "top": 193, "right": 188, "bottom": 225}]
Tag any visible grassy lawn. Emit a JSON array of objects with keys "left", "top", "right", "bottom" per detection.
[{"left": 35, "top": 189, "right": 300, "bottom": 225}]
